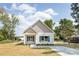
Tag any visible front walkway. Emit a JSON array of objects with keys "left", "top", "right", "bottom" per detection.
[{"left": 50, "top": 46, "right": 79, "bottom": 55}]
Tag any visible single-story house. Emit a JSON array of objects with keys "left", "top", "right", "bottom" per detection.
[{"left": 23, "top": 20, "right": 54, "bottom": 45}]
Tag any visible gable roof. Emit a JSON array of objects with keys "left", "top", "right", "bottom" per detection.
[
  {"left": 24, "top": 27, "right": 36, "bottom": 33},
  {"left": 24, "top": 20, "right": 53, "bottom": 33}
]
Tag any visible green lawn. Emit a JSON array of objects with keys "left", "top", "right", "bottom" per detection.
[
  {"left": 0, "top": 40, "right": 19, "bottom": 44},
  {"left": 54, "top": 40, "right": 79, "bottom": 50},
  {"left": 64, "top": 43, "right": 79, "bottom": 49},
  {"left": 54, "top": 41, "right": 65, "bottom": 46}
]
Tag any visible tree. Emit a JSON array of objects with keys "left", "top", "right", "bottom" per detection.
[
  {"left": 0, "top": 13, "right": 10, "bottom": 40},
  {"left": 54, "top": 26, "right": 62, "bottom": 41},
  {"left": 59, "top": 18, "right": 74, "bottom": 40},
  {"left": 0, "top": 29, "right": 4, "bottom": 41},
  {"left": 54, "top": 26, "right": 61, "bottom": 39},
  {"left": 44, "top": 19, "right": 54, "bottom": 29},
  {"left": 0, "top": 13, "right": 19, "bottom": 40},
  {"left": 71, "top": 3, "right": 79, "bottom": 34},
  {"left": 9, "top": 15, "right": 19, "bottom": 40}
]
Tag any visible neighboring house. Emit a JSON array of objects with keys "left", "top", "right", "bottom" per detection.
[{"left": 23, "top": 20, "right": 54, "bottom": 45}]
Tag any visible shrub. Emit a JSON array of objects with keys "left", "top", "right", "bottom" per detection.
[{"left": 0, "top": 35, "right": 4, "bottom": 41}]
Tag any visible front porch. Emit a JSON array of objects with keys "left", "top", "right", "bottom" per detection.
[
  {"left": 26, "top": 35, "right": 35, "bottom": 44},
  {"left": 24, "top": 35, "right": 51, "bottom": 45},
  {"left": 24, "top": 33, "right": 36, "bottom": 44}
]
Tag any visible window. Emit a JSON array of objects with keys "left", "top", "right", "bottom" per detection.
[
  {"left": 39, "top": 36, "right": 50, "bottom": 42},
  {"left": 45, "top": 36, "right": 49, "bottom": 41},
  {"left": 27, "top": 36, "right": 35, "bottom": 42},
  {"left": 27, "top": 36, "right": 30, "bottom": 41}
]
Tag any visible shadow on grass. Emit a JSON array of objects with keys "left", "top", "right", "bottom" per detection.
[{"left": 42, "top": 51, "right": 57, "bottom": 54}]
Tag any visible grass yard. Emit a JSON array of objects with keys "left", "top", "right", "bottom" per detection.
[
  {"left": 54, "top": 40, "right": 79, "bottom": 50},
  {"left": 64, "top": 43, "right": 79, "bottom": 50},
  {"left": 54, "top": 41, "right": 64, "bottom": 46},
  {"left": 0, "top": 41, "right": 60, "bottom": 56}
]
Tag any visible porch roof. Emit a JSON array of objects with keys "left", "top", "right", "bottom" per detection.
[{"left": 25, "top": 33, "right": 36, "bottom": 36}]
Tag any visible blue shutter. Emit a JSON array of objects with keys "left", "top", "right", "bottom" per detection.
[{"left": 48, "top": 37, "right": 50, "bottom": 42}]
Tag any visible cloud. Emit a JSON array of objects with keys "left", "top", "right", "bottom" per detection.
[
  {"left": 12, "top": 4, "right": 17, "bottom": 9},
  {"left": 27, "top": 11, "right": 53, "bottom": 22},
  {"left": 18, "top": 4, "right": 36, "bottom": 11},
  {"left": 4, "top": 4, "right": 58, "bottom": 36},
  {"left": 11, "top": 4, "right": 36, "bottom": 14},
  {"left": 44, "top": 8, "right": 58, "bottom": 15},
  {"left": 16, "top": 15, "right": 32, "bottom": 35}
]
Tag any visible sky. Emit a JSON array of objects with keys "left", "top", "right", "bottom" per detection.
[{"left": 0, "top": 3, "right": 74, "bottom": 36}]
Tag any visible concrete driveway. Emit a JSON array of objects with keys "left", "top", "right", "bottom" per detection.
[{"left": 50, "top": 46, "right": 79, "bottom": 55}]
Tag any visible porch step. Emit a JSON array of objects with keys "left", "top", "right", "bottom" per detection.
[{"left": 30, "top": 44, "right": 53, "bottom": 48}]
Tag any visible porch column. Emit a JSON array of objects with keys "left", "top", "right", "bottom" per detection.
[{"left": 24, "top": 35, "right": 26, "bottom": 44}]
